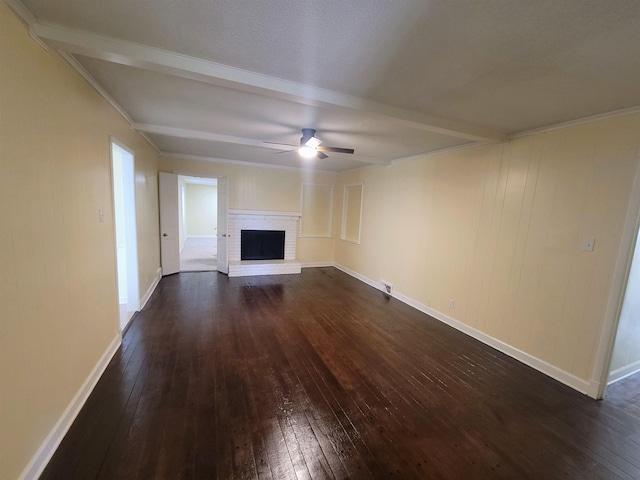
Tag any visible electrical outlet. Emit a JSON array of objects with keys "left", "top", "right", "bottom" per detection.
[{"left": 448, "top": 299, "right": 454, "bottom": 309}]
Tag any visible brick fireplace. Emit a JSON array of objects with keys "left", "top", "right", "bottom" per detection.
[{"left": 227, "top": 209, "right": 302, "bottom": 277}]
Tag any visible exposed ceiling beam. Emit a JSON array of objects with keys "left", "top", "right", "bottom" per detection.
[
  {"left": 133, "top": 123, "right": 285, "bottom": 150},
  {"left": 31, "top": 22, "right": 508, "bottom": 144},
  {"left": 159, "top": 153, "right": 342, "bottom": 175},
  {"left": 135, "top": 123, "right": 392, "bottom": 166}
]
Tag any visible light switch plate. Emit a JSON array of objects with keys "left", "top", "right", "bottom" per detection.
[{"left": 583, "top": 238, "right": 595, "bottom": 252}]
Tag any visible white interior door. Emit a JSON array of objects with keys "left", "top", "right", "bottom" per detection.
[
  {"left": 159, "top": 172, "right": 180, "bottom": 275},
  {"left": 217, "top": 177, "right": 229, "bottom": 274}
]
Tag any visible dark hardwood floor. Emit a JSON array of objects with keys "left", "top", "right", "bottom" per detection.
[{"left": 41, "top": 268, "right": 640, "bottom": 479}]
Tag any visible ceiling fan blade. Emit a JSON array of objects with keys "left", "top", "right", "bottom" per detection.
[
  {"left": 317, "top": 146, "right": 355, "bottom": 154},
  {"left": 316, "top": 151, "right": 329, "bottom": 160}
]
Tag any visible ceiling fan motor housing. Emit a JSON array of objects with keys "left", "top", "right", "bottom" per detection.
[{"left": 300, "top": 128, "right": 317, "bottom": 146}]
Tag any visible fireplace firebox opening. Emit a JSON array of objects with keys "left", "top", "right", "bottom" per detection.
[{"left": 241, "top": 230, "right": 286, "bottom": 260}]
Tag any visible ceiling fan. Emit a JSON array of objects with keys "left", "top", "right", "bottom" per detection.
[{"left": 264, "top": 128, "right": 355, "bottom": 159}]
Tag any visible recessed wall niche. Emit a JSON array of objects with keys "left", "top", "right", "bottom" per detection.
[{"left": 341, "top": 183, "right": 363, "bottom": 244}]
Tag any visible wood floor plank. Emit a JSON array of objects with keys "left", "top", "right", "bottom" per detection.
[{"left": 40, "top": 268, "right": 640, "bottom": 480}]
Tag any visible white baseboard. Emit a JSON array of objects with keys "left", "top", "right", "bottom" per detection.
[
  {"left": 333, "top": 263, "right": 381, "bottom": 290},
  {"left": 140, "top": 268, "right": 162, "bottom": 310},
  {"left": 302, "top": 262, "right": 334, "bottom": 268},
  {"left": 333, "top": 263, "right": 598, "bottom": 398},
  {"left": 18, "top": 335, "right": 121, "bottom": 480},
  {"left": 608, "top": 359, "right": 640, "bottom": 385}
]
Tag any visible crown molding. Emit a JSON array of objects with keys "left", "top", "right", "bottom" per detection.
[{"left": 511, "top": 104, "right": 640, "bottom": 139}]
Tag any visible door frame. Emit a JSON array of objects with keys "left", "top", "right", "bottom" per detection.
[
  {"left": 592, "top": 147, "right": 640, "bottom": 399},
  {"left": 159, "top": 171, "right": 228, "bottom": 275},
  {"left": 109, "top": 137, "right": 140, "bottom": 332}
]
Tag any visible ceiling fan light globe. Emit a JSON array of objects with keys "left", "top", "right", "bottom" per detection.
[{"left": 298, "top": 145, "right": 317, "bottom": 158}]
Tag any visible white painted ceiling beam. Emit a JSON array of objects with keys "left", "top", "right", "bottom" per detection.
[
  {"left": 133, "top": 123, "right": 286, "bottom": 150},
  {"left": 134, "top": 123, "right": 392, "bottom": 166},
  {"left": 31, "top": 22, "right": 507, "bottom": 144}
]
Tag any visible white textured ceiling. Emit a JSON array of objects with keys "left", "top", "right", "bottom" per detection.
[{"left": 9, "top": 0, "right": 640, "bottom": 172}]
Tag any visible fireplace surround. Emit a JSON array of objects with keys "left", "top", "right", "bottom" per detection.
[{"left": 227, "top": 210, "right": 302, "bottom": 277}]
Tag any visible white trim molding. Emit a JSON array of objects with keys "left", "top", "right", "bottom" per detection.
[
  {"left": 590, "top": 146, "right": 640, "bottom": 399},
  {"left": 140, "top": 267, "right": 162, "bottom": 310},
  {"left": 302, "top": 262, "right": 334, "bottom": 268},
  {"left": 18, "top": 335, "right": 122, "bottom": 480},
  {"left": 511, "top": 104, "right": 640, "bottom": 139},
  {"left": 608, "top": 359, "right": 640, "bottom": 385},
  {"left": 228, "top": 209, "right": 301, "bottom": 217},
  {"left": 333, "top": 263, "right": 599, "bottom": 398},
  {"left": 161, "top": 152, "right": 340, "bottom": 175}
]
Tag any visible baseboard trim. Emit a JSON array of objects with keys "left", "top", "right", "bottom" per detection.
[
  {"left": 333, "top": 264, "right": 381, "bottom": 290},
  {"left": 121, "top": 311, "right": 139, "bottom": 337},
  {"left": 140, "top": 268, "right": 162, "bottom": 310},
  {"left": 18, "top": 335, "right": 121, "bottom": 480},
  {"left": 302, "top": 262, "right": 334, "bottom": 268},
  {"left": 333, "top": 263, "right": 597, "bottom": 398},
  {"left": 608, "top": 359, "right": 640, "bottom": 385}
]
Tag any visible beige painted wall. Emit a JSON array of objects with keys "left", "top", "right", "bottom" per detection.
[
  {"left": 301, "top": 184, "right": 333, "bottom": 238},
  {"left": 0, "top": 5, "right": 160, "bottom": 479},
  {"left": 334, "top": 114, "right": 640, "bottom": 384},
  {"left": 184, "top": 183, "right": 217, "bottom": 236},
  {"left": 159, "top": 156, "right": 337, "bottom": 264}
]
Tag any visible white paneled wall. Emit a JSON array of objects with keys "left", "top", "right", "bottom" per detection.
[{"left": 334, "top": 113, "right": 640, "bottom": 391}]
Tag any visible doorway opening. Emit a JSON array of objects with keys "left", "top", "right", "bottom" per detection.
[
  {"left": 599, "top": 147, "right": 640, "bottom": 402},
  {"left": 110, "top": 140, "right": 140, "bottom": 331},
  {"left": 159, "top": 173, "right": 228, "bottom": 275},
  {"left": 179, "top": 176, "right": 218, "bottom": 272},
  {"left": 607, "top": 223, "right": 640, "bottom": 388}
]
